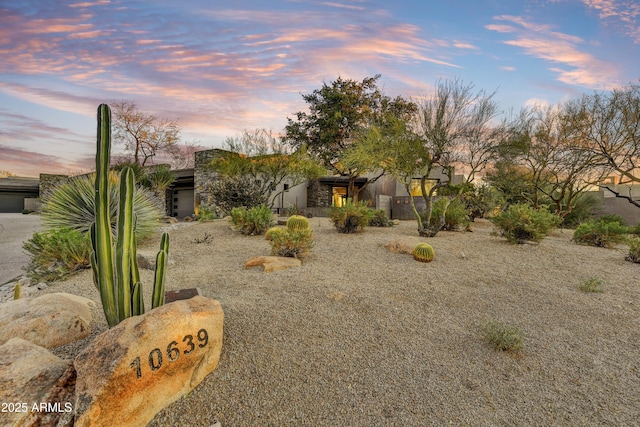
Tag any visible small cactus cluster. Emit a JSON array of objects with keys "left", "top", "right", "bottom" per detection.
[
  {"left": 286, "top": 215, "right": 310, "bottom": 231},
  {"left": 265, "top": 226, "right": 287, "bottom": 241},
  {"left": 413, "top": 243, "right": 435, "bottom": 263}
]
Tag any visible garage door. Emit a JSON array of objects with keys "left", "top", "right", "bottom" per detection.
[
  {"left": 171, "top": 188, "right": 194, "bottom": 218},
  {"left": 0, "top": 192, "right": 27, "bottom": 213}
]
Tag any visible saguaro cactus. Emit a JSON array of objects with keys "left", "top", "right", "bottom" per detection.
[{"left": 91, "top": 104, "right": 169, "bottom": 328}]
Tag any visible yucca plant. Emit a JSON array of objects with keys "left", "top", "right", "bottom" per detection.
[
  {"left": 41, "top": 172, "right": 162, "bottom": 241},
  {"left": 91, "top": 104, "right": 169, "bottom": 328}
]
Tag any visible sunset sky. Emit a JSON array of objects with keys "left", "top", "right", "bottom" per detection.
[{"left": 1, "top": 0, "right": 639, "bottom": 177}]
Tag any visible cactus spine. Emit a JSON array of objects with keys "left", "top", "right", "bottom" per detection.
[
  {"left": 413, "top": 243, "right": 435, "bottom": 263},
  {"left": 90, "top": 104, "right": 169, "bottom": 328}
]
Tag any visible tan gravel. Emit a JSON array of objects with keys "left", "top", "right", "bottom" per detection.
[{"left": 44, "top": 217, "right": 640, "bottom": 426}]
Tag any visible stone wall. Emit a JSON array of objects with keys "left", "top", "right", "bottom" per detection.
[
  {"left": 194, "top": 149, "right": 223, "bottom": 211},
  {"left": 38, "top": 174, "right": 69, "bottom": 207},
  {"left": 306, "top": 179, "right": 331, "bottom": 208}
]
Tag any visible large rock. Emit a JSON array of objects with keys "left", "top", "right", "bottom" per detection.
[
  {"left": 0, "top": 338, "right": 75, "bottom": 427},
  {"left": 384, "top": 236, "right": 425, "bottom": 255},
  {"left": 245, "top": 255, "right": 302, "bottom": 272},
  {"left": 74, "top": 296, "right": 224, "bottom": 427},
  {"left": 0, "top": 292, "right": 94, "bottom": 348}
]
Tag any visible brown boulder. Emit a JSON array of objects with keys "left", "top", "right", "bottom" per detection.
[
  {"left": 0, "top": 292, "right": 94, "bottom": 348},
  {"left": 74, "top": 296, "right": 224, "bottom": 427},
  {"left": 245, "top": 255, "right": 302, "bottom": 272},
  {"left": 0, "top": 338, "right": 74, "bottom": 427}
]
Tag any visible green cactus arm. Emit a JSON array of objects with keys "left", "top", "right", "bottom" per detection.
[
  {"left": 132, "top": 282, "right": 145, "bottom": 315},
  {"left": 95, "top": 104, "right": 118, "bottom": 327},
  {"left": 115, "top": 166, "right": 135, "bottom": 322},
  {"left": 152, "top": 249, "right": 167, "bottom": 308}
]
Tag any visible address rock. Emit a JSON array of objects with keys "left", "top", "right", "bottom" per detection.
[
  {"left": 0, "top": 292, "right": 94, "bottom": 348},
  {"left": 0, "top": 338, "right": 75, "bottom": 427},
  {"left": 74, "top": 296, "right": 224, "bottom": 427}
]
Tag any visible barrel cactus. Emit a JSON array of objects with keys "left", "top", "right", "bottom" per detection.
[
  {"left": 265, "top": 226, "right": 286, "bottom": 241},
  {"left": 286, "top": 215, "right": 310, "bottom": 231},
  {"left": 413, "top": 243, "right": 435, "bottom": 263}
]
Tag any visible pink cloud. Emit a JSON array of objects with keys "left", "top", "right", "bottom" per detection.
[
  {"left": 583, "top": 0, "right": 640, "bottom": 43},
  {"left": 486, "top": 15, "right": 620, "bottom": 88}
]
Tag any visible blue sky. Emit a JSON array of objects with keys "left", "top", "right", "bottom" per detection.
[{"left": 1, "top": 0, "right": 639, "bottom": 176}]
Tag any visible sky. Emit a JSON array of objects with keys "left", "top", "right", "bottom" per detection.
[{"left": 1, "top": 0, "right": 639, "bottom": 177}]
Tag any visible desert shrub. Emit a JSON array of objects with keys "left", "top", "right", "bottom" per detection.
[
  {"left": 625, "top": 237, "right": 640, "bottom": 263},
  {"left": 208, "top": 175, "right": 268, "bottom": 216},
  {"left": 412, "top": 243, "right": 435, "bottom": 263},
  {"left": 230, "top": 205, "right": 273, "bottom": 235},
  {"left": 197, "top": 203, "right": 218, "bottom": 221},
  {"left": 23, "top": 227, "right": 92, "bottom": 282},
  {"left": 367, "top": 209, "right": 394, "bottom": 227},
  {"left": 481, "top": 321, "right": 523, "bottom": 353},
  {"left": 579, "top": 278, "right": 604, "bottom": 293},
  {"left": 572, "top": 217, "right": 630, "bottom": 248},
  {"left": 461, "top": 184, "right": 505, "bottom": 220},
  {"left": 329, "top": 199, "right": 370, "bottom": 233},
  {"left": 490, "top": 203, "right": 560, "bottom": 244},
  {"left": 283, "top": 203, "right": 303, "bottom": 217},
  {"left": 560, "top": 193, "right": 602, "bottom": 228},
  {"left": 429, "top": 197, "right": 470, "bottom": 231},
  {"left": 41, "top": 172, "right": 162, "bottom": 241},
  {"left": 269, "top": 227, "right": 314, "bottom": 258}
]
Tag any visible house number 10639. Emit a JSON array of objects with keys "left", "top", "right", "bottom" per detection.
[{"left": 130, "top": 328, "right": 209, "bottom": 379}]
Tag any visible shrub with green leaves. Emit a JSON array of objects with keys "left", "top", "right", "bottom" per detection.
[
  {"left": 572, "top": 217, "right": 630, "bottom": 248},
  {"left": 429, "top": 197, "right": 470, "bottom": 231},
  {"left": 268, "top": 227, "right": 314, "bottom": 258},
  {"left": 481, "top": 321, "right": 524, "bottom": 353},
  {"left": 197, "top": 203, "right": 218, "bottom": 221},
  {"left": 230, "top": 204, "right": 273, "bottom": 235},
  {"left": 625, "top": 237, "right": 640, "bottom": 263},
  {"left": 23, "top": 227, "right": 92, "bottom": 282},
  {"left": 329, "top": 199, "right": 370, "bottom": 233},
  {"left": 367, "top": 209, "right": 394, "bottom": 227},
  {"left": 490, "top": 203, "right": 560, "bottom": 244},
  {"left": 41, "top": 172, "right": 162, "bottom": 241}
]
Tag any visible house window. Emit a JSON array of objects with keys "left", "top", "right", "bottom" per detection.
[{"left": 410, "top": 179, "right": 438, "bottom": 196}]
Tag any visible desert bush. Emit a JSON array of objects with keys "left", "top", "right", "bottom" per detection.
[
  {"left": 268, "top": 227, "right": 314, "bottom": 258},
  {"left": 230, "top": 205, "right": 273, "bottom": 235},
  {"left": 490, "top": 203, "right": 560, "bottom": 244},
  {"left": 367, "top": 209, "right": 394, "bottom": 227},
  {"left": 197, "top": 203, "right": 218, "bottom": 221},
  {"left": 429, "top": 197, "right": 470, "bottom": 231},
  {"left": 625, "top": 237, "right": 640, "bottom": 263},
  {"left": 579, "top": 278, "right": 604, "bottom": 293},
  {"left": 23, "top": 227, "right": 92, "bottom": 282},
  {"left": 41, "top": 172, "right": 162, "bottom": 241},
  {"left": 481, "top": 321, "right": 524, "bottom": 353},
  {"left": 560, "top": 193, "right": 602, "bottom": 228},
  {"left": 208, "top": 175, "right": 268, "bottom": 216},
  {"left": 572, "top": 217, "right": 630, "bottom": 248},
  {"left": 329, "top": 199, "right": 370, "bottom": 233},
  {"left": 283, "top": 203, "right": 303, "bottom": 217},
  {"left": 462, "top": 184, "right": 505, "bottom": 220}
]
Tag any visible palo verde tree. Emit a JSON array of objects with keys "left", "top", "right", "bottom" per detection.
[
  {"left": 283, "top": 74, "right": 413, "bottom": 199},
  {"left": 111, "top": 101, "right": 181, "bottom": 166},
  {"left": 563, "top": 84, "right": 640, "bottom": 207},
  {"left": 208, "top": 129, "right": 325, "bottom": 209},
  {"left": 412, "top": 79, "right": 501, "bottom": 236}
]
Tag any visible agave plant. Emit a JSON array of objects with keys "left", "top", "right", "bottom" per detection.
[{"left": 41, "top": 172, "right": 162, "bottom": 241}]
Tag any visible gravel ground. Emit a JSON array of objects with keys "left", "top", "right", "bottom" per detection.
[{"left": 42, "top": 217, "right": 640, "bottom": 426}]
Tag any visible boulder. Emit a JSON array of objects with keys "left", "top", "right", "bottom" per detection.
[
  {"left": 384, "top": 236, "right": 425, "bottom": 255},
  {"left": 244, "top": 255, "right": 302, "bottom": 272},
  {"left": 0, "top": 293, "right": 94, "bottom": 348},
  {"left": 74, "top": 296, "right": 224, "bottom": 427},
  {"left": 0, "top": 338, "right": 75, "bottom": 427}
]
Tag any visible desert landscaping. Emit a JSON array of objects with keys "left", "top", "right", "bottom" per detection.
[{"left": 27, "top": 216, "right": 640, "bottom": 426}]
